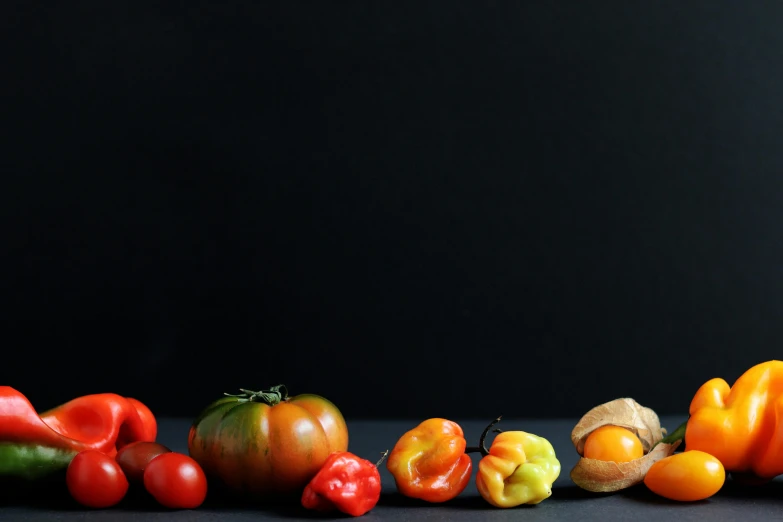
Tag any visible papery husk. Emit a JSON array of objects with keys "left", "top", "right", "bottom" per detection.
[
  {"left": 570, "top": 397, "right": 677, "bottom": 493},
  {"left": 570, "top": 440, "right": 681, "bottom": 492},
  {"left": 571, "top": 398, "right": 666, "bottom": 456}
]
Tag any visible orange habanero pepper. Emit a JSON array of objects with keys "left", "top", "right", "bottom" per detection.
[
  {"left": 386, "top": 418, "right": 473, "bottom": 503},
  {"left": 683, "top": 360, "right": 783, "bottom": 480}
]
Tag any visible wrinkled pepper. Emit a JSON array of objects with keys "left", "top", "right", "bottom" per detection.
[
  {"left": 386, "top": 418, "right": 473, "bottom": 503},
  {"left": 301, "top": 450, "right": 387, "bottom": 517},
  {"left": 475, "top": 417, "right": 561, "bottom": 508},
  {"left": 40, "top": 393, "right": 156, "bottom": 452},
  {"left": 681, "top": 360, "right": 783, "bottom": 480},
  {"left": 0, "top": 386, "right": 155, "bottom": 480}
]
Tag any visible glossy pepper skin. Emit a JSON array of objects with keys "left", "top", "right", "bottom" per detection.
[
  {"left": 476, "top": 423, "right": 561, "bottom": 508},
  {"left": 40, "top": 393, "right": 155, "bottom": 456},
  {"left": 0, "top": 387, "right": 154, "bottom": 479},
  {"left": 386, "top": 418, "right": 472, "bottom": 503},
  {"left": 686, "top": 360, "right": 783, "bottom": 479},
  {"left": 302, "top": 451, "right": 382, "bottom": 517}
]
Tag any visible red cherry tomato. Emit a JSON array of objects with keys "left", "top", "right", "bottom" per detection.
[
  {"left": 144, "top": 453, "right": 207, "bottom": 509},
  {"left": 116, "top": 441, "right": 172, "bottom": 483},
  {"left": 66, "top": 450, "right": 129, "bottom": 508}
]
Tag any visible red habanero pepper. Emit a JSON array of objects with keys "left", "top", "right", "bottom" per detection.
[
  {"left": 302, "top": 451, "right": 388, "bottom": 517},
  {"left": 0, "top": 386, "right": 154, "bottom": 480}
]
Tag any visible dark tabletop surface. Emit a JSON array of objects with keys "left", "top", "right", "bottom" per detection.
[{"left": 3, "top": 416, "right": 783, "bottom": 521}]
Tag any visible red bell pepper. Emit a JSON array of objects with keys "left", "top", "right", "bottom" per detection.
[
  {"left": 40, "top": 393, "right": 155, "bottom": 455},
  {"left": 0, "top": 386, "right": 155, "bottom": 479},
  {"left": 301, "top": 451, "right": 388, "bottom": 517}
]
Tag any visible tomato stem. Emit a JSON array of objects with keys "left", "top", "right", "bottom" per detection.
[
  {"left": 224, "top": 385, "right": 289, "bottom": 406},
  {"left": 465, "top": 416, "right": 503, "bottom": 457}
]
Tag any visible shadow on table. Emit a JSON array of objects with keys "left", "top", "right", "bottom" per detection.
[
  {"left": 612, "top": 475, "right": 783, "bottom": 506},
  {"left": 378, "top": 491, "right": 491, "bottom": 510},
  {"left": 195, "top": 488, "right": 355, "bottom": 519},
  {"left": 0, "top": 474, "right": 81, "bottom": 511},
  {"left": 718, "top": 476, "right": 783, "bottom": 499},
  {"left": 379, "top": 486, "right": 607, "bottom": 509},
  {"left": 615, "top": 485, "right": 711, "bottom": 506},
  {"left": 551, "top": 484, "right": 613, "bottom": 501},
  {"left": 0, "top": 478, "right": 344, "bottom": 518}
]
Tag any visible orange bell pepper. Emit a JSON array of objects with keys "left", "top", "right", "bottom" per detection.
[
  {"left": 386, "top": 418, "right": 473, "bottom": 503},
  {"left": 685, "top": 360, "right": 783, "bottom": 479}
]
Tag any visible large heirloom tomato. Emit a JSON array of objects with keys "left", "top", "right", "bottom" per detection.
[{"left": 188, "top": 385, "right": 348, "bottom": 496}]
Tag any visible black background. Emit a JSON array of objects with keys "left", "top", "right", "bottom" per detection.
[{"left": 2, "top": 1, "right": 782, "bottom": 421}]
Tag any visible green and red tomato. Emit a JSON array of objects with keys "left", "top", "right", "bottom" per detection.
[{"left": 188, "top": 385, "right": 349, "bottom": 496}]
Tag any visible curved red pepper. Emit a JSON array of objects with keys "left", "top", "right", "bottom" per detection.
[
  {"left": 0, "top": 387, "right": 92, "bottom": 450},
  {"left": 301, "top": 451, "right": 384, "bottom": 517},
  {"left": 0, "top": 386, "right": 156, "bottom": 479},
  {"left": 40, "top": 393, "right": 155, "bottom": 455}
]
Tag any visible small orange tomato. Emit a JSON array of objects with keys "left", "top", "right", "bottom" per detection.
[
  {"left": 644, "top": 450, "right": 725, "bottom": 501},
  {"left": 583, "top": 425, "right": 643, "bottom": 462}
]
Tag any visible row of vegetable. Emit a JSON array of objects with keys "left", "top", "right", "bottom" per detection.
[{"left": 1, "top": 360, "right": 781, "bottom": 515}]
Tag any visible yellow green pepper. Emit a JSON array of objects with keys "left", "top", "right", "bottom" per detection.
[{"left": 475, "top": 417, "right": 561, "bottom": 508}]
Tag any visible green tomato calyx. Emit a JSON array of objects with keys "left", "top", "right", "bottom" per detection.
[{"left": 224, "top": 385, "right": 289, "bottom": 406}]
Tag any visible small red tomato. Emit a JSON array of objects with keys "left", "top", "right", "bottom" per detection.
[
  {"left": 144, "top": 453, "right": 207, "bottom": 509},
  {"left": 66, "top": 450, "right": 129, "bottom": 508},
  {"left": 116, "top": 441, "right": 172, "bottom": 483}
]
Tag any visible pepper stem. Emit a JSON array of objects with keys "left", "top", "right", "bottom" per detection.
[
  {"left": 375, "top": 450, "right": 389, "bottom": 468},
  {"left": 659, "top": 419, "right": 687, "bottom": 446},
  {"left": 224, "top": 385, "right": 289, "bottom": 405},
  {"left": 465, "top": 416, "right": 503, "bottom": 457}
]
